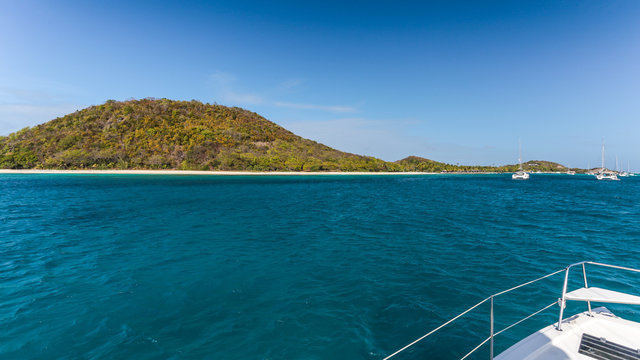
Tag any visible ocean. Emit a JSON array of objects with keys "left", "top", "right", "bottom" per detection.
[{"left": 1, "top": 174, "right": 639, "bottom": 359}]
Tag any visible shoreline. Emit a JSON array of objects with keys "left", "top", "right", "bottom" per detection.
[
  {"left": 0, "top": 169, "right": 445, "bottom": 175},
  {"left": 0, "top": 169, "right": 577, "bottom": 176}
]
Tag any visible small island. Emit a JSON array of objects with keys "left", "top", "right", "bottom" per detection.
[{"left": 0, "top": 98, "right": 577, "bottom": 173}]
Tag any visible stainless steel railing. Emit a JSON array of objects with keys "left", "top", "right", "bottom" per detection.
[
  {"left": 383, "top": 261, "right": 640, "bottom": 360},
  {"left": 556, "top": 261, "right": 640, "bottom": 331}
]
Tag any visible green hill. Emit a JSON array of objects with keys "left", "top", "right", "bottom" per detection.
[
  {"left": 395, "top": 157, "right": 572, "bottom": 173},
  {"left": 0, "top": 98, "right": 576, "bottom": 173},
  {"left": 519, "top": 160, "right": 568, "bottom": 172},
  {"left": 396, "top": 156, "right": 510, "bottom": 173},
  {"left": 395, "top": 156, "right": 455, "bottom": 172},
  {"left": 0, "top": 99, "right": 398, "bottom": 171}
]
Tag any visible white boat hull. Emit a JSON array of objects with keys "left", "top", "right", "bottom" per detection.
[
  {"left": 497, "top": 307, "right": 640, "bottom": 359},
  {"left": 595, "top": 173, "right": 619, "bottom": 181}
]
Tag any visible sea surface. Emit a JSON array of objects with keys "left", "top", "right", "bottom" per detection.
[{"left": 1, "top": 174, "right": 639, "bottom": 359}]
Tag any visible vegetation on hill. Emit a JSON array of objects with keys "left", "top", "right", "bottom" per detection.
[
  {"left": 395, "top": 156, "right": 505, "bottom": 172},
  {"left": 0, "top": 99, "right": 399, "bottom": 171},
  {"left": 519, "top": 160, "right": 568, "bottom": 173},
  {"left": 0, "top": 98, "right": 577, "bottom": 172},
  {"left": 395, "top": 157, "right": 573, "bottom": 173}
]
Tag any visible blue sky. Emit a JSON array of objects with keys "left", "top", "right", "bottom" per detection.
[{"left": 1, "top": 1, "right": 639, "bottom": 169}]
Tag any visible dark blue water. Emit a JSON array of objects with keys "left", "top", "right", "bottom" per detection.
[{"left": 1, "top": 174, "right": 639, "bottom": 359}]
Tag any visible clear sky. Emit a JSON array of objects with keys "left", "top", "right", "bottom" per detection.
[{"left": 1, "top": 0, "right": 639, "bottom": 169}]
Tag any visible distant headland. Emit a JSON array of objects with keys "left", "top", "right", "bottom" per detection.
[{"left": 0, "top": 98, "right": 579, "bottom": 173}]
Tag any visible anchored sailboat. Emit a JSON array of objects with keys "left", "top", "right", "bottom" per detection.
[
  {"left": 595, "top": 140, "right": 619, "bottom": 181},
  {"left": 619, "top": 158, "right": 630, "bottom": 177},
  {"left": 512, "top": 140, "right": 529, "bottom": 180}
]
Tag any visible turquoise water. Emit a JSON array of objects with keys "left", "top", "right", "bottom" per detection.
[{"left": 1, "top": 174, "right": 639, "bottom": 359}]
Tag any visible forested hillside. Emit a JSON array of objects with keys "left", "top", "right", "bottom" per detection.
[
  {"left": 0, "top": 99, "right": 397, "bottom": 171},
  {"left": 0, "top": 98, "right": 575, "bottom": 172},
  {"left": 395, "top": 157, "right": 571, "bottom": 173}
]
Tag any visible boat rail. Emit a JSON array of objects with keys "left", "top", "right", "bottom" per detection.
[{"left": 383, "top": 261, "right": 640, "bottom": 360}]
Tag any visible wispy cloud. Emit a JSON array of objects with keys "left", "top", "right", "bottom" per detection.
[
  {"left": 208, "top": 71, "right": 236, "bottom": 86},
  {"left": 222, "top": 91, "right": 264, "bottom": 105},
  {"left": 0, "top": 85, "right": 86, "bottom": 135},
  {"left": 206, "top": 71, "right": 357, "bottom": 112},
  {"left": 280, "top": 117, "right": 506, "bottom": 164},
  {"left": 275, "top": 78, "right": 305, "bottom": 92},
  {"left": 274, "top": 101, "right": 357, "bottom": 113},
  {"left": 207, "top": 71, "right": 264, "bottom": 105},
  {"left": 0, "top": 103, "right": 84, "bottom": 134},
  {"left": 281, "top": 117, "right": 423, "bottom": 160}
]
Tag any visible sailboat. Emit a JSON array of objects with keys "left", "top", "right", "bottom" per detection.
[
  {"left": 566, "top": 164, "right": 575, "bottom": 175},
  {"left": 586, "top": 161, "right": 595, "bottom": 175},
  {"left": 595, "top": 140, "right": 619, "bottom": 181},
  {"left": 619, "top": 158, "right": 630, "bottom": 177},
  {"left": 512, "top": 140, "right": 529, "bottom": 180}
]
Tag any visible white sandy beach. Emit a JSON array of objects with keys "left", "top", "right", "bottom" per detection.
[{"left": 0, "top": 169, "right": 450, "bottom": 175}]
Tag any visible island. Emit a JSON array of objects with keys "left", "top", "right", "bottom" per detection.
[{"left": 0, "top": 98, "right": 578, "bottom": 173}]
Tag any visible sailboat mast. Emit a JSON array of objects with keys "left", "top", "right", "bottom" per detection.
[
  {"left": 519, "top": 139, "right": 522, "bottom": 170},
  {"left": 601, "top": 140, "right": 605, "bottom": 170}
]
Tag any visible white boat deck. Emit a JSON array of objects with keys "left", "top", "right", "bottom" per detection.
[
  {"left": 382, "top": 262, "right": 640, "bottom": 360},
  {"left": 565, "top": 287, "right": 640, "bottom": 305},
  {"left": 496, "top": 307, "right": 640, "bottom": 359}
]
